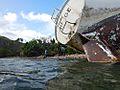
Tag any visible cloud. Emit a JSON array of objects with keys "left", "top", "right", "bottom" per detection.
[
  {"left": 21, "top": 12, "right": 51, "bottom": 22},
  {"left": 0, "top": 12, "right": 55, "bottom": 42},
  {"left": 21, "top": 11, "right": 55, "bottom": 36},
  {"left": 3, "top": 12, "right": 17, "bottom": 23},
  {"left": 17, "top": 29, "right": 46, "bottom": 42},
  {"left": 0, "top": 22, "right": 46, "bottom": 42},
  {"left": 0, "top": 12, "right": 46, "bottom": 42}
]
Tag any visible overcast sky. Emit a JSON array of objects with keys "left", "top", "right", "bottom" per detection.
[{"left": 0, "top": 0, "right": 64, "bottom": 41}]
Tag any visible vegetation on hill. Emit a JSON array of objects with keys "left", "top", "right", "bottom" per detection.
[
  {"left": 0, "top": 36, "right": 23, "bottom": 57},
  {"left": 20, "top": 38, "right": 83, "bottom": 57},
  {"left": 0, "top": 36, "right": 83, "bottom": 58}
]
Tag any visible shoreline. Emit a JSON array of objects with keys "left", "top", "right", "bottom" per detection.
[
  {"left": 36, "top": 54, "right": 87, "bottom": 60},
  {"left": 0, "top": 54, "right": 87, "bottom": 60}
]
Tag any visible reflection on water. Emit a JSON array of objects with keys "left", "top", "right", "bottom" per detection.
[
  {"left": 46, "top": 60, "right": 120, "bottom": 90},
  {"left": 0, "top": 58, "right": 120, "bottom": 90}
]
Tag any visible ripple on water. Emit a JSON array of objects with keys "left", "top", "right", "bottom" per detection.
[
  {"left": 0, "top": 58, "right": 67, "bottom": 90},
  {"left": 46, "top": 60, "right": 120, "bottom": 90}
]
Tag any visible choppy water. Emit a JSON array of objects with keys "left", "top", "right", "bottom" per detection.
[
  {"left": 0, "top": 58, "right": 120, "bottom": 90},
  {"left": 0, "top": 57, "right": 72, "bottom": 90}
]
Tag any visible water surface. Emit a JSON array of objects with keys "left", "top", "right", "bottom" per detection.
[
  {"left": 0, "top": 57, "right": 70, "bottom": 90},
  {"left": 46, "top": 60, "right": 120, "bottom": 90},
  {"left": 0, "top": 58, "right": 120, "bottom": 90}
]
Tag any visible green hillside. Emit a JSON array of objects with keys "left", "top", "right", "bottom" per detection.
[{"left": 0, "top": 36, "right": 23, "bottom": 57}]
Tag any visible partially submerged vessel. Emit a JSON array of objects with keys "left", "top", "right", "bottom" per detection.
[{"left": 52, "top": 0, "right": 120, "bottom": 63}]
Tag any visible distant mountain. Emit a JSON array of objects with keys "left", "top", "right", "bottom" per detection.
[{"left": 0, "top": 36, "right": 24, "bottom": 57}]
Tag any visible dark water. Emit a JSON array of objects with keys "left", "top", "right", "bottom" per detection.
[
  {"left": 0, "top": 57, "right": 71, "bottom": 90},
  {"left": 46, "top": 59, "right": 120, "bottom": 90},
  {"left": 0, "top": 58, "right": 120, "bottom": 90}
]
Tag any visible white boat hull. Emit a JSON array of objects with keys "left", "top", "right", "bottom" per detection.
[{"left": 53, "top": 0, "right": 120, "bottom": 63}]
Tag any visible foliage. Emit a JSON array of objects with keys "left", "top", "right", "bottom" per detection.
[
  {"left": 20, "top": 39, "right": 44, "bottom": 57},
  {"left": 20, "top": 38, "right": 83, "bottom": 57},
  {"left": 65, "top": 46, "right": 83, "bottom": 54},
  {"left": 0, "top": 35, "right": 83, "bottom": 57},
  {"left": 0, "top": 36, "right": 23, "bottom": 57}
]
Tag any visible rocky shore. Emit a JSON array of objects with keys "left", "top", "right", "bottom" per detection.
[
  {"left": 50, "top": 54, "right": 87, "bottom": 59},
  {"left": 36, "top": 54, "right": 87, "bottom": 60}
]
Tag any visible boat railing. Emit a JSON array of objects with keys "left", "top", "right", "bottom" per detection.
[{"left": 51, "top": 8, "right": 60, "bottom": 25}]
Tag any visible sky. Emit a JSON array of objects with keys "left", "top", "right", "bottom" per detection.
[{"left": 0, "top": 0, "right": 64, "bottom": 42}]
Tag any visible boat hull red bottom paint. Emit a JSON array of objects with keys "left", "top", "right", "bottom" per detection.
[
  {"left": 81, "top": 14, "right": 120, "bottom": 63},
  {"left": 83, "top": 40, "right": 117, "bottom": 63}
]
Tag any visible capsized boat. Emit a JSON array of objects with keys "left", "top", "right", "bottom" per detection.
[{"left": 52, "top": 0, "right": 120, "bottom": 63}]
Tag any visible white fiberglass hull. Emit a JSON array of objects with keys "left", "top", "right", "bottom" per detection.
[{"left": 54, "top": 0, "right": 120, "bottom": 63}]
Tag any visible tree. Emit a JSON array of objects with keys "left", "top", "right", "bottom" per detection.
[
  {"left": 20, "top": 38, "right": 83, "bottom": 57},
  {"left": 20, "top": 39, "right": 43, "bottom": 57},
  {"left": 16, "top": 38, "right": 23, "bottom": 43}
]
